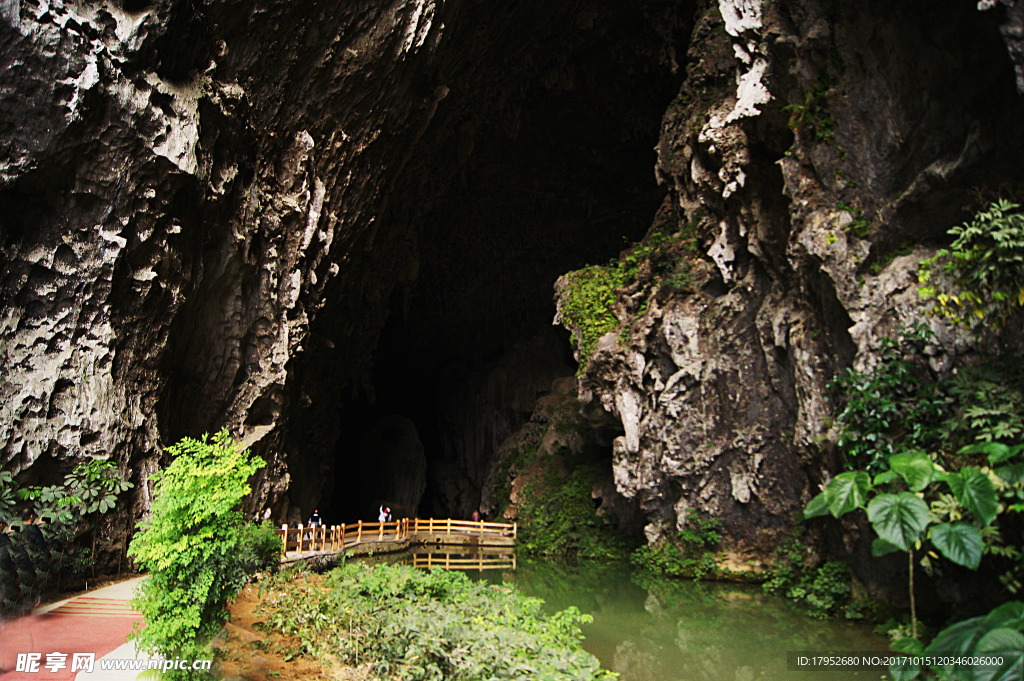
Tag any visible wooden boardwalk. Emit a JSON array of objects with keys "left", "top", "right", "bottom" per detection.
[{"left": 277, "top": 517, "right": 517, "bottom": 564}]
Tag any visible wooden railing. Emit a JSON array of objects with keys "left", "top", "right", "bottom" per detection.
[
  {"left": 410, "top": 517, "right": 517, "bottom": 539},
  {"left": 276, "top": 517, "right": 516, "bottom": 560}
]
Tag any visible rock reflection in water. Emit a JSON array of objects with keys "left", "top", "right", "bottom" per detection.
[{"left": 495, "top": 559, "right": 890, "bottom": 681}]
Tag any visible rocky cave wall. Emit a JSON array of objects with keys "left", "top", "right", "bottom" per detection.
[
  {"left": 554, "top": 0, "right": 1024, "bottom": 571},
  {"left": 3, "top": 0, "right": 1024, "bottom": 571},
  {"left": 0, "top": 0, "right": 686, "bottom": 531}
]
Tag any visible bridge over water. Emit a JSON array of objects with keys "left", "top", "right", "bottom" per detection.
[{"left": 277, "top": 518, "right": 517, "bottom": 565}]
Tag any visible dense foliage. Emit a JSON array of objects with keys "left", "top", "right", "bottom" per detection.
[
  {"left": 0, "top": 460, "right": 132, "bottom": 613},
  {"left": 806, "top": 316, "right": 1024, "bottom": 679},
  {"left": 630, "top": 513, "right": 722, "bottom": 580},
  {"left": 761, "top": 538, "right": 855, "bottom": 619},
  {"left": 128, "top": 429, "right": 266, "bottom": 675},
  {"left": 919, "top": 199, "right": 1024, "bottom": 331},
  {"left": 255, "top": 563, "right": 616, "bottom": 681},
  {"left": 517, "top": 466, "right": 632, "bottom": 560}
]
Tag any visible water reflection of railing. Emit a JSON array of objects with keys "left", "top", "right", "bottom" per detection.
[{"left": 405, "top": 550, "right": 517, "bottom": 571}]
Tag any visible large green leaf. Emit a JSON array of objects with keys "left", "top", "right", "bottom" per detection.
[
  {"left": 803, "top": 492, "right": 829, "bottom": 519},
  {"left": 824, "top": 471, "right": 872, "bottom": 517},
  {"left": 929, "top": 522, "right": 983, "bottom": 569},
  {"left": 889, "top": 638, "right": 922, "bottom": 681},
  {"left": 871, "top": 537, "right": 903, "bottom": 557},
  {"left": 959, "top": 441, "right": 1022, "bottom": 465},
  {"left": 922, "top": 604, "right": 1024, "bottom": 681},
  {"left": 925, "top": 614, "right": 988, "bottom": 679},
  {"left": 889, "top": 452, "right": 937, "bottom": 491},
  {"left": 946, "top": 468, "right": 999, "bottom": 526},
  {"left": 983, "top": 601, "right": 1024, "bottom": 630},
  {"left": 866, "top": 493, "right": 931, "bottom": 551},
  {"left": 974, "top": 628, "right": 1024, "bottom": 681},
  {"left": 995, "top": 463, "right": 1024, "bottom": 486},
  {"left": 874, "top": 470, "right": 900, "bottom": 486}
]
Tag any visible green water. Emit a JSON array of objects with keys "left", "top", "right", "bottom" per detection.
[{"left": 473, "top": 557, "right": 891, "bottom": 681}]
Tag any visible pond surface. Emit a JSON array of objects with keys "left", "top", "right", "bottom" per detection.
[{"left": 457, "top": 555, "right": 893, "bottom": 681}]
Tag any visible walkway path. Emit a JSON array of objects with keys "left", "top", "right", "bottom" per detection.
[
  {"left": 0, "top": 577, "right": 153, "bottom": 680},
  {"left": 278, "top": 517, "right": 517, "bottom": 563}
]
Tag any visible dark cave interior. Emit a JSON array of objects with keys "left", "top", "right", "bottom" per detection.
[{"left": 309, "top": 2, "right": 693, "bottom": 524}]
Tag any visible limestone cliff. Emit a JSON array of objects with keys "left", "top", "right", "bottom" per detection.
[
  {"left": 2, "top": 0, "right": 1023, "bottom": 570},
  {"left": 555, "top": 0, "right": 1024, "bottom": 563}
]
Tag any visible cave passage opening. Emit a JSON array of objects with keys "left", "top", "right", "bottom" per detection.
[{"left": 311, "top": 2, "right": 696, "bottom": 526}]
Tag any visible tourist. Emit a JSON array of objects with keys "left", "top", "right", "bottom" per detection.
[
  {"left": 308, "top": 509, "right": 322, "bottom": 527},
  {"left": 378, "top": 505, "right": 387, "bottom": 522}
]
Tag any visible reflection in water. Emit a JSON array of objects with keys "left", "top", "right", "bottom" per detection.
[
  {"left": 492, "top": 557, "right": 888, "bottom": 681},
  {"left": 366, "top": 548, "right": 891, "bottom": 681},
  {"left": 401, "top": 547, "right": 516, "bottom": 571}
]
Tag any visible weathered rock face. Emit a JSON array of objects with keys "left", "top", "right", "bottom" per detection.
[
  {"left": 3, "top": 0, "right": 1024, "bottom": 571},
  {"left": 556, "top": 0, "right": 1024, "bottom": 565},
  {"left": 0, "top": 0, "right": 682, "bottom": 527}
]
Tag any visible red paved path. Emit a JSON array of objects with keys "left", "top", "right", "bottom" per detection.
[{"left": 0, "top": 581, "right": 144, "bottom": 680}]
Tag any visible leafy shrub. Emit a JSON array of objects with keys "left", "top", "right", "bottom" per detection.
[
  {"left": 919, "top": 199, "right": 1024, "bottom": 330},
  {"left": 630, "top": 513, "right": 722, "bottom": 580},
  {"left": 236, "top": 522, "right": 283, "bottom": 577},
  {"left": 257, "top": 563, "right": 616, "bottom": 681},
  {"left": 128, "top": 429, "right": 265, "bottom": 675},
  {"left": 762, "top": 539, "right": 852, "bottom": 618},
  {"left": 517, "top": 466, "right": 631, "bottom": 559},
  {"left": 829, "top": 322, "right": 950, "bottom": 474}
]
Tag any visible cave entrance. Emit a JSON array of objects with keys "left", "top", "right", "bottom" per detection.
[{"left": 306, "top": 1, "right": 695, "bottom": 525}]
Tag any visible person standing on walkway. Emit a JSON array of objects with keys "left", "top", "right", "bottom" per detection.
[{"left": 378, "top": 505, "right": 387, "bottom": 522}]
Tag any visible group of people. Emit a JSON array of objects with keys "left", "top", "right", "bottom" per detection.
[
  {"left": 0, "top": 508, "right": 52, "bottom": 616},
  {"left": 299, "top": 504, "right": 395, "bottom": 529}
]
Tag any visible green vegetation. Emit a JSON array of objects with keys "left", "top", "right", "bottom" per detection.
[
  {"left": 828, "top": 322, "right": 950, "bottom": 474},
  {"left": 810, "top": 323, "right": 1024, "bottom": 631},
  {"left": 560, "top": 265, "right": 626, "bottom": 369},
  {"left": 128, "top": 429, "right": 271, "bottom": 677},
  {"left": 796, "top": 198, "right": 1024, "bottom": 679},
  {"left": 630, "top": 513, "right": 722, "bottom": 580},
  {"left": 254, "top": 563, "right": 616, "bottom": 681},
  {"left": 919, "top": 199, "right": 1024, "bottom": 331},
  {"left": 804, "top": 313, "right": 1023, "bottom": 678},
  {"left": 559, "top": 229, "right": 696, "bottom": 373},
  {"left": 761, "top": 538, "right": 855, "bottom": 619},
  {"left": 836, "top": 202, "right": 871, "bottom": 239},
  {"left": 0, "top": 460, "right": 133, "bottom": 613},
  {"left": 785, "top": 75, "right": 835, "bottom": 143},
  {"left": 517, "top": 466, "right": 632, "bottom": 560}
]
